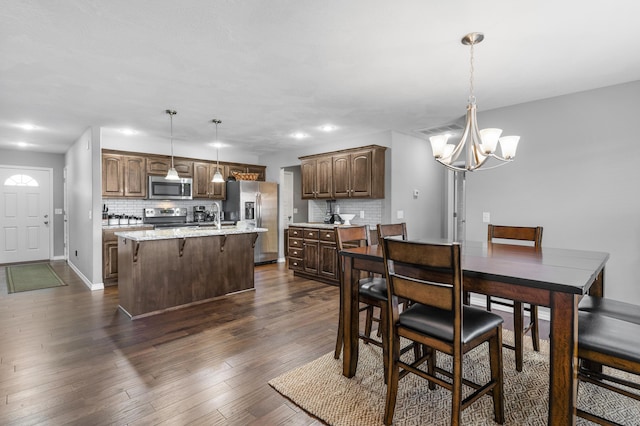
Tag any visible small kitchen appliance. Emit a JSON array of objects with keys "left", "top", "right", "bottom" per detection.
[{"left": 193, "top": 205, "right": 207, "bottom": 222}]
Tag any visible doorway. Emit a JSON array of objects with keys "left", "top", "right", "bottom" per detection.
[{"left": 0, "top": 166, "right": 53, "bottom": 263}]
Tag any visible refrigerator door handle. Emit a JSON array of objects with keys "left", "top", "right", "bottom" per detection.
[{"left": 256, "top": 192, "right": 261, "bottom": 227}]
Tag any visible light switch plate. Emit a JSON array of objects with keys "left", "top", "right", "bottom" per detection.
[
  {"left": 482, "top": 212, "right": 490, "bottom": 223},
  {"left": 397, "top": 210, "right": 404, "bottom": 219}
]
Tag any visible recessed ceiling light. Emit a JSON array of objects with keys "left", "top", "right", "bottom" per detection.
[
  {"left": 17, "top": 123, "right": 37, "bottom": 131},
  {"left": 319, "top": 124, "right": 337, "bottom": 132},
  {"left": 14, "top": 141, "right": 30, "bottom": 148},
  {"left": 119, "top": 128, "right": 138, "bottom": 136},
  {"left": 292, "top": 132, "right": 309, "bottom": 140}
]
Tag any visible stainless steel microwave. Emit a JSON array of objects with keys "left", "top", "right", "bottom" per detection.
[{"left": 148, "top": 176, "right": 193, "bottom": 200}]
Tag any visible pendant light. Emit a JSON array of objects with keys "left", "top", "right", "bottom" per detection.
[
  {"left": 211, "top": 118, "right": 225, "bottom": 183},
  {"left": 165, "top": 109, "right": 180, "bottom": 180},
  {"left": 429, "top": 33, "right": 520, "bottom": 171}
]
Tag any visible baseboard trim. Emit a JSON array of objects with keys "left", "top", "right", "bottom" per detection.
[
  {"left": 469, "top": 293, "right": 550, "bottom": 322},
  {"left": 67, "top": 261, "right": 104, "bottom": 291}
]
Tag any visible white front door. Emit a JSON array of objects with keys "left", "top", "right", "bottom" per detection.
[{"left": 0, "top": 166, "right": 52, "bottom": 263}]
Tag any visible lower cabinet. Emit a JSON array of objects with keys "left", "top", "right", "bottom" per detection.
[
  {"left": 287, "top": 226, "right": 338, "bottom": 285},
  {"left": 103, "top": 226, "right": 153, "bottom": 285}
]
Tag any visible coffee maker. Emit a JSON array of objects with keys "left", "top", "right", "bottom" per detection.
[
  {"left": 193, "top": 205, "right": 207, "bottom": 222},
  {"left": 323, "top": 200, "right": 342, "bottom": 224}
]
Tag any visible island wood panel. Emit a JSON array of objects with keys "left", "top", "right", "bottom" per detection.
[{"left": 117, "top": 232, "right": 259, "bottom": 318}]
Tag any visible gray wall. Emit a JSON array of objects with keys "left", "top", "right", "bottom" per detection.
[
  {"left": 464, "top": 80, "right": 640, "bottom": 304},
  {"left": 389, "top": 131, "right": 444, "bottom": 240},
  {"left": 0, "top": 149, "right": 66, "bottom": 258},
  {"left": 65, "top": 127, "right": 103, "bottom": 286}
]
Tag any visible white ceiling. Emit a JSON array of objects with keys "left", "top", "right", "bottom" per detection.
[{"left": 2, "top": 1, "right": 640, "bottom": 157}]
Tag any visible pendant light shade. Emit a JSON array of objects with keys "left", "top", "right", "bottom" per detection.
[
  {"left": 165, "top": 109, "right": 180, "bottom": 180},
  {"left": 211, "top": 119, "right": 225, "bottom": 183}
]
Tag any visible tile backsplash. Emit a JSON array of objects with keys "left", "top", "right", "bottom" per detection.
[
  {"left": 308, "top": 199, "right": 383, "bottom": 228},
  {"left": 103, "top": 199, "right": 222, "bottom": 222}
]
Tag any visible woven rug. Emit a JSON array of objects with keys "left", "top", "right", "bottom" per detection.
[
  {"left": 269, "top": 330, "right": 640, "bottom": 425},
  {"left": 6, "top": 263, "right": 67, "bottom": 293}
]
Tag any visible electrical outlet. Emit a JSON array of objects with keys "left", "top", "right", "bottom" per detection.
[
  {"left": 482, "top": 212, "right": 490, "bottom": 223},
  {"left": 359, "top": 210, "right": 365, "bottom": 219}
]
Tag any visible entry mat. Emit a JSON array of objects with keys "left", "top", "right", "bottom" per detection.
[{"left": 6, "top": 263, "right": 67, "bottom": 293}]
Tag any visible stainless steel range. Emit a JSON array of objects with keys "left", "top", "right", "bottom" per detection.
[{"left": 143, "top": 207, "right": 199, "bottom": 228}]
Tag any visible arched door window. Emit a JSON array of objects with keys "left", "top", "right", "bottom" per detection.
[{"left": 3, "top": 174, "right": 39, "bottom": 187}]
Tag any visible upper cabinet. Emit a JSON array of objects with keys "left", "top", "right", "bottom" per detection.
[
  {"left": 146, "top": 156, "right": 193, "bottom": 177},
  {"left": 102, "top": 153, "right": 146, "bottom": 198},
  {"left": 102, "top": 150, "right": 267, "bottom": 199},
  {"left": 193, "top": 162, "right": 226, "bottom": 199},
  {"left": 300, "top": 145, "right": 386, "bottom": 200},
  {"left": 301, "top": 156, "right": 333, "bottom": 199}
]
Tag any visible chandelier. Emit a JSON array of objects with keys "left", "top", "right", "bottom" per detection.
[
  {"left": 165, "top": 109, "right": 180, "bottom": 180},
  {"left": 429, "top": 33, "right": 520, "bottom": 172},
  {"left": 211, "top": 119, "right": 225, "bottom": 183}
]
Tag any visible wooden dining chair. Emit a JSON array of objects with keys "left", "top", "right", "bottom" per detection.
[
  {"left": 376, "top": 222, "right": 408, "bottom": 242},
  {"left": 381, "top": 238, "right": 504, "bottom": 426},
  {"left": 334, "top": 226, "right": 388, "bottom": 359},
  {"left": 486, "top": 224, "right": 543, "bottom": 372},
  {"left": 577, "top": 308, "right": 640, "bottom": 424}
]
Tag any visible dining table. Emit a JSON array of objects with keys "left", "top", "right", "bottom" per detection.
[{"left": 340, "top": 240, "right": 609, "bottom": 426}]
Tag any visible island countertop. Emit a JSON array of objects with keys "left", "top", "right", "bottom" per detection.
[{"left": 115, "top": 226, "right": 267, "bottom": 241}]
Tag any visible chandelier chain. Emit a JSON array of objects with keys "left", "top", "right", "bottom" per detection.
[{"left": 469, "top": 41, "right": 476, "bottom": 104}]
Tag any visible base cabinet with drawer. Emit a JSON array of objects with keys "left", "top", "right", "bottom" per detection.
[{"left": 287, "top": 226, "right": 338, "bottom": 285}]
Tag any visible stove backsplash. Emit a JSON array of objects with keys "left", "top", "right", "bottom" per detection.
[{"left": 103, "top": 198, "right": 220, "bottom": 223}]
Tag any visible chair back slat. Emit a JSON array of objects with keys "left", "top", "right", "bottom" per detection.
[
  {"left": 376, "top": 223, "right": 408, "bottom": 244},
  {"left": 382, "top": 238, "right": 461, "bottom": 312},
  {"left": 488, "top": 224, "right": 543, "bottom": 247},
  {"left": 336, "top": 226, "right": 370, "bottom": 250}
]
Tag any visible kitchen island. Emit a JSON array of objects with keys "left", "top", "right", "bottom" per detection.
[{"left": 115, "top": 226, "right": 267, "bottom": 319}]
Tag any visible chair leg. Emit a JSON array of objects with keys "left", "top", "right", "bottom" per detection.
[
  {"left": 383, "top": 336, "right": 401, "bottom": 426},
  {"left": 513, "top": 301, "right": 525, "bottom": 372},
  {"left": 380, "top": 305, "right": 388, "bottom": 385},
  {"left": 364, "top": 305, "right": 374, "bottom": 343},
  {"left": 490, "top": 328, "right": 505, "bottom": 424},
  {"left": 334, "top": 304, "right": 343, "bottom": 359},
  {"left": 486, "top": 295, "right": 492, "bottom": 312},
  {"left": 451, "top": 347, "right": 463, "bottom": 426},
  {"left": 529, "top": 304, "right": 540, "bottom": 352},
  {"left": 427, "top": 346, "right": 436, "bottom": 390}
]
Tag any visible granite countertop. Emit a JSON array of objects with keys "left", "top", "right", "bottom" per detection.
[
  {"left": 102, "top": 224, "right": 154, "bottom": 230},
  {"left": 115, "top": 227, "right": 268, "bottom": 241},
  {"left": 289, "top": 222, "right": 360, "bottom": 229}
]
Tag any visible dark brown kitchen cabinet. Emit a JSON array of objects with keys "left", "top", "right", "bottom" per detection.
[
  {"left": 102, "top": 153, "right": 147, "bottom": 198},
  {"left": 102, "top": 150, "right": 266, "bottom": 200},
  {"left": 146, "top": 156, "right": 193, "bottom": 177},
  {"left": 123, "top": 155, "right": 147, "bottom": 197},
  {"left": 193, "top": 162, "right": 226, "bottom": 200},
  {"left": 288, "top": 226, "right": 338, "bottom": 285},
  {"left": 103, "top": 225, "right": 153, "bottom": 285},
  {"left": 301, "top": 156, "right": 333, "bottom": 199},
  {"left": 102, "top": 153, "right": 124, "bottom": 197},
  {"left": 299, "top": 145, "right": 386, "bottom": 200}
]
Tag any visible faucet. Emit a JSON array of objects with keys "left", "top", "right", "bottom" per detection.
[{"left": 212, "top": 202, "right": 222, "bottom": 230}]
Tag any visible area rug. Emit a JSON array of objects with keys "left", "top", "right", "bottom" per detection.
[
  {"left": 269, "top": 330, "right": 640, "bottom": 425},
  {"left": 6, "top": 263, "right": 67, "bottom": 293}
]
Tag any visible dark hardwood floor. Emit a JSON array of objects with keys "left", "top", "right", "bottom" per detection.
[{"left": 0, "top": 261, "right": 548, "bottom": 425}]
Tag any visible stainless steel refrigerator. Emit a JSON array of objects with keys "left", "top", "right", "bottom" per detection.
[{"left": 223, "top": 181, "right": 278, "bottom": 264}]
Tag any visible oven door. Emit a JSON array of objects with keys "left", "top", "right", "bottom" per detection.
[{"left": 148, "top": 176, "right": 193, "bottom": 200}]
